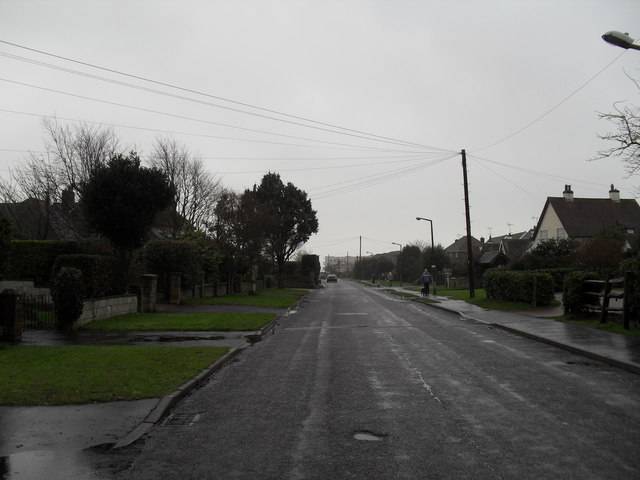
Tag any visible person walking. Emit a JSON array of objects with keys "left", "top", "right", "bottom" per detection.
[{"left": 421, "top": 268, "right": 432, "bottom": 296}]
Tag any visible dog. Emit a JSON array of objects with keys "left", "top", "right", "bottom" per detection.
[{"left": 420, "top": 286, "right": 429, "bottom": 297}]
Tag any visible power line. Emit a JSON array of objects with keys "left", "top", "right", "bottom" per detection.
[
  {"left": 0, "top": 83, "right": 423, "bottom": 154},
  {"left": 474, "top": 50, "right": 627, "bottom": 152},
  {"left": 469, "top": 153, "right": 609, "bottom": 188},
  {"left": 0, "top": 39, "right": 455, "bottom": 153}
]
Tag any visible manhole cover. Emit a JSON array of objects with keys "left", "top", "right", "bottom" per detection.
[
  {"left": 353, "top": 430, "right": 387, "bottom": 441},
  {"left": 161, "top": 413, "right": 201, "bottom": 426}
]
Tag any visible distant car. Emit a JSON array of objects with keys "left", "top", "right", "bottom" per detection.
[{"left": 326, "top": 274, "right": 338, "bottom": 283}]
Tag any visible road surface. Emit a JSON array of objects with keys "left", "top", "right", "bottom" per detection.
[{"left": 112, "top": 280, "right": 640, "bottom": 479}]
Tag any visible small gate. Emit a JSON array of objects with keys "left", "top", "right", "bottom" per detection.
[{"left": 22, "top": 293, "right": 58, "bottom": 330}]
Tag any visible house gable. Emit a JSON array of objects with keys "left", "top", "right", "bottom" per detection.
[{"left": 533, "top": 186, "right": 640, "bottom": 245}]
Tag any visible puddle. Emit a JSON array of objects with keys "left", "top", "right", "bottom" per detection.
[
  {"left": 0, "top": 450, "right": 95, "bottom": 479},
  {"left": 132, "top": 335, "right": 226, "bottom": 342},
  {"left": 353, "top": 430, "right": 387, "bottom": 441}
]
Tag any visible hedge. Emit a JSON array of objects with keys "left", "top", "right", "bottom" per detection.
[
  {"left": 5, "top": 240, "right": 80, "bottom": 286},
  {"left": 52, "top": 254, "right": 124, "bottom": 298},
  {"left": 484, "top": 269, "right": 555, "bottom": 305},
  {"left": 561, "top": 270, "right": 601, "bottom": 314},
  {"left": 143, "top": 239, "right": 204, "bottom": 296}
]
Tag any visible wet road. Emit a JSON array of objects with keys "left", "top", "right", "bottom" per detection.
[{"left": 8, "top": 280, "right": 640, "bottom": 478}]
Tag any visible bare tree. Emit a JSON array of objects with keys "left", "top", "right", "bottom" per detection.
[
  {"left": 0, "top": 117, "right": 119, "bottom": 239},
  {"left": 148, "top": 136, "right": 222, "bottom": 236},
  {"left": 594, "top": 74, "right": 640, "bottom": 178},
  {"left": 43, "top": 117, "right": 119, "bottom": 190}
]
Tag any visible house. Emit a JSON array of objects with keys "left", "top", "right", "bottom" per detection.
[
  {"left": 0, "top": 187, "right": 84, "bottom": 240},
  {"left": 0, "top": 187, "right": 184, "bottom": 242},
  {"left": 477, "top": 230, "right": 534, "bottom": 268},
  {"left": 532, "top": 185, "right": 640, "bottom": 247},
  {"left": 444, "top": 235, "right": 483, "bottom": 275}
]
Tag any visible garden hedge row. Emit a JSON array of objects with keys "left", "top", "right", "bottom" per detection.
[
  {"left": 5, "top": 240, "right": 80, "bottom": 286},
  {"left": 52, "top": 254, "right": 124, "bottom": 298},
  {"left": 484, "top": 269, "right": 555, "bottom": 305}
]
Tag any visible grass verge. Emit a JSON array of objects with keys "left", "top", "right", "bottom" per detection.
[
  {"left": 563, "top": 314, "right": 640, "bottom": 336},
  {"left": 186, "top": 290, "right": 305, "bottom": 308},
  {"left": 82, "top": 312, "right": 277, "bottom": 331},
  {"left": 0, "top": 345, "right": 229, "bottom": 406}
]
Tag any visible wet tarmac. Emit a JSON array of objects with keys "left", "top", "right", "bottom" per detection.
[
  {"left": 2, "top": 318, "right": 273, "bottom": 479},
  {"left": 0, "top": 399, "right": 156, "bottom": 479}
]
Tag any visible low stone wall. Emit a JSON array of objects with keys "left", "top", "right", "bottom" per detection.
[{"left": 75, "top": 294, "right": 138, "bottom": 328}]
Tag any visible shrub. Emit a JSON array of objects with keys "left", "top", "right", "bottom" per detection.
[
  {"left": 51, "top": 267, "right": 84, "bottom": 327},
  {"left": 562, "top": 271, "right": 601, "bottom": 314},
  {"left": 143, "top": 240, "right": 204, "bottom": 296},
  {"left": 484, "top": 269, "right": 555, "bottom": 305},
  {"left": 52, "top": 254, "right": 124, "bottom": 298},
  {"left": 264, "top": 275, "right": 276, "bottom": 288},
  {"left": 5, "top": 240, "right": 80, "bottom": 286},
  {"left": 301, "top": 254, "right": 321, "bottom": 287},
  {"left": 620, "top": 258, "right": 640, "bottom": 319}
]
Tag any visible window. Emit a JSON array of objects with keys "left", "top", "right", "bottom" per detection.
[
  {"left": 556, "top": 228, "right": 567, "bottom": 239},
  {"left": 539, "top": 230, "right": 548, "bottom": 240}
]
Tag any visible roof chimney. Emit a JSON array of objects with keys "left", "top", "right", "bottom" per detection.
[
  {"left": 563, "top": 184, "right": 574, "bottom": 202},
  {"left": 61, "top": 186, "right": 75, "bottom": 209},
  {"left": 609, "top": 184, "right": 620, "bottom": 203}
]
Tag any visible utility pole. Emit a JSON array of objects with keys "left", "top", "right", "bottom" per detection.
[
  {"left": 461, "top": 149, "right": 475, "bottom": 298},
  {"left": 359, "top": 236, "right": 362, "bottom": 280}
]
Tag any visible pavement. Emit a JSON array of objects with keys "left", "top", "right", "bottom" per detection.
[
  {"left": 400, "top": 288, "right": 640, "bottom": 375},
  {"left": 2, "top": 286, "right": 640, "bottom": 471}
]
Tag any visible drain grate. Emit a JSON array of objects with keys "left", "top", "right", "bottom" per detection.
[{"left": 161, "top": 413, "right": 201, "bottom": 426}]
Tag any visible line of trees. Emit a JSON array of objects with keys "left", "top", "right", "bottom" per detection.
[{"left": 0, "top": 118, "right": 319, "bottom": 291}]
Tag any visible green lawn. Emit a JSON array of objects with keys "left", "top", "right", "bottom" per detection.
[
  {"left": 186, "top": 289, "right": 306, "bottom": 308},
  {"left": 82, "top": 312, "right": 277, "bottom": 331},
  {"left": 0, "top": 345, "right": 229, "bottom": 406},
  {"left": 436, "top": 287, "right": 541, "bottom": 311},
  {"left": 563, "top": 315, "right": 640, "bottom": 336}
]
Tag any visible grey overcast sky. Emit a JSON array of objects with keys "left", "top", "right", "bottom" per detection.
[{"left": 1, "top": 0, "right": 639, "bottom": 267}]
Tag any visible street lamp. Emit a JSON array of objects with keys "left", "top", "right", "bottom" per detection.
[
  {"left": 416, "top": 217, "right": 437, "bottom": 294},
  {"left": 391, "top": 242, "right": 403, "bottom": 251},
  {"left": 602, "top": 31, "right": 640, "bottom": 51}
]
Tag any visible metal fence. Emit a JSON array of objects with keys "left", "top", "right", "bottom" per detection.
[{"left": 21, "top": 294, "right": 58, "bottom": 330}]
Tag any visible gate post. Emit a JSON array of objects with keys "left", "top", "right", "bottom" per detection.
[
  {"left": 169, "top": 273, "right": 182, "bottom": 305},
  {"left": 0, "top": 290, "right": 22, "bottom": 343},
  {"left": 141, "top": 274, "right": 158, "bottom": 313}
]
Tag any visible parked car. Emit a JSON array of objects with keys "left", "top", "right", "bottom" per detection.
[{"left": 326, "top": 274, "right": 338, "bottom": 283}]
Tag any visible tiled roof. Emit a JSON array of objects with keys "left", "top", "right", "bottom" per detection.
[{"left": 546, "top": 197, "right": 640, "bottom": 238}]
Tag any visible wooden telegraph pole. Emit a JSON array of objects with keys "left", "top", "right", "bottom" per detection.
[{"left": 461, "top": 149, "right": 475, "bottom": 298}]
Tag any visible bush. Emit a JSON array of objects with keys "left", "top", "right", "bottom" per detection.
[
  {"left": 5, "top": 240, "right": 80, "bottom": 286},
  {"left": 52, "top": 254, "right": 123, "bottom": 298},
  {"left": 51, "top": 267, "right": 84, "bottom": 327},
  {"left": 562, "top": 271, "right": 600, "bottom": 314},
  {"left": 264, "top": 275, "right": 276, "bottom": 288},
  {"left": 620, "top": 258, "right": 640, "bottom": 319},
  {"left": 484, "top": 269, "right": 555, "bottom": 305},
  {"left": 143, "top": 240, "right": 204, "bottom": 296},
  {"left": 301, "top": 254, "right": 321, "bottom": 287}
]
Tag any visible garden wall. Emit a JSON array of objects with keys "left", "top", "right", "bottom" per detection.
[{"left": 75, "top": 294, "right": 138, "bottom": 328}]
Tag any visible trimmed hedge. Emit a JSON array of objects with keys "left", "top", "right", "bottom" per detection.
[
  {"left": 484, "top": 269, "right": 555, "bottom": 305},
  {"left": 52, "top": 254, "right": 124, "bottom": 298},
  {"left": 143, "top": 239, "right": 204, "bottom": 296},
  {"left": 5, "top": 240, "right": 80, "bottom": 286}
]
